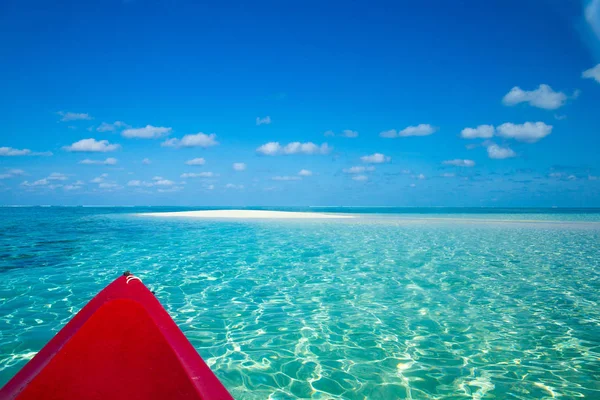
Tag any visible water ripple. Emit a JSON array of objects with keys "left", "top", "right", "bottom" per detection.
[{"left": 0, "top": 208, "right": 599, "bottom": 399}]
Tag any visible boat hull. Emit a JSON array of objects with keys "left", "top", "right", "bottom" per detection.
[{"left": 0, "top": 275, "right": 233, "bottom": 400}]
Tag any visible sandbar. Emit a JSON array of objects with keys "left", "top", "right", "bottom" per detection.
[{"left": 139, "top": 210, "right": 356, "bottom": 219}]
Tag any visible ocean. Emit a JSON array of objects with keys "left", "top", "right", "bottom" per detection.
[{"left": 1, "top": 207, "right": 599, "bottom": 398}]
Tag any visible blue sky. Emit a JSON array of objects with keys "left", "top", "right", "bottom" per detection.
[{"left": 1, "top": 0, "right": 599, "bottom": 206}]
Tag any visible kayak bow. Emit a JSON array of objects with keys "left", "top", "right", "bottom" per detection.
[{"left": 0, "top": 273, "right": 233, "bottom": 400}]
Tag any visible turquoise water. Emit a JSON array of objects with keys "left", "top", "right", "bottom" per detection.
[{"left": 1, "top": 208, "right": 600, "bottom": 399}]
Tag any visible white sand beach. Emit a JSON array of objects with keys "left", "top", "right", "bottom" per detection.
[{"left": 140, "top": 210, "right": 357, "bottom": 219}]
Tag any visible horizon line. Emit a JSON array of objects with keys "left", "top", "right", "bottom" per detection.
[{"left": 2, "top": 205, "right": 600, "bottom": 209}]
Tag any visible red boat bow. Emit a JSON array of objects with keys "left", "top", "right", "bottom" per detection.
[{"left": 0, "top": 274, "right": 233, "bottom": 400}]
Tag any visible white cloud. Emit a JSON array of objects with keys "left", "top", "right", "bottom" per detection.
[
  {"left": 186, "top": 158, "right": 206, "bottom": 166},
  {"left": 180, "top": 172, "right": 215, "bottom": 178},
  {"left": 272, "top": 175, "right": 302, "bottom": 181},
  {"left": 0, "top": 169, "right": 25, "bottom": 179},
  {"left": 400, "top": 124, "right": 437, "bottom": 137},
  {"left": 57, "top": 111, "right": 92, "bottom": 122},
  {"left": 0, "top": 147, "right": 30, "bottom": 156},
  {"left": 157, "top": 186, "right": 184, "bottom": 193},
  {"left": 128, "top": 177, "right": 177, "bottom": 187},
  {"left": 379, "top": 129, "right": 398, "bottom": 138},
  {"left": 589, "top": 175, "right": 599, "bottom": 181},
  {"left": 582, "top": 64, "right": 600, "bottom": 83},
  {"left": 360, "top": 153, "right": 390, "bottom": 163},
  {"left": 585, "top": 0, "right": 600, "bottom": 41},
  {"left": 142, "top": 158, "right": 151, "bottom": 165},
  {"left": 206, "top": 184, "right": 215, "bottom": 190},
  {"left": 487, "top": 144, "right": 516, "bottom": 159},
  {"left": 225, "top": 183, "right": 244, "bottom": 189},
  {"left": 90, "top": 173, "right": 108, "bottom": 183},
  {"left": 352, "top": 175, "right": 368, "bottom": 181},
  {"left": 97, "top": 121, "right": 128, "bottom": 132},
  {"left": 341, "top": 130, "right": 358, "bottom": 138},
  {"left": 256, "top": 142, "right": 280, "bottom": 155},
  {"left": 380, "top": 124, "right": 436, "bottom": 138},
  {"left": 233, "top": 162, "right": 246, "bottom": 171},
  {"left": 127, "top": 180, "right": 147, "bottom": 187},
  {"left": 122, "top": 125, "right": 172, "bottom": 139},
  {"left": 162, "top": 133, "right": 218, "bottom": 148},
  {"left": 48, "top": 172, "right": 68, "bottom": 181},
  {"left": 153, "top": 179, "right": 175, "bottom": 186},
  {"left": 461, "top": 125, "right": 495, "bottom": 139},
  {"left": 549, "top": 172, "right": 563, "bottom": 178},
  {"left": 502, "top": 84, "right": 569, "bottom": 110},
  {"left": 256, "top": 116, "right": 272, "bottom": 125},
  {"left": 0, "top": 147, "right": 52, "bottom": 156},
  {"left": 64, "top": 138, "right": 120, "bottom": 152},
  {"left": 298, "top": 169, "right": 312, "bottom": 176},
  {"left": 256, "top": 141, "right": 332, "bottom": 155},
  {"left": 568, "top": 175, "right": 577, "bottom": 181},
  {"left": 441, "top": 173, "right": 455, "bottom": 178},
  {"left": 21, "top": 172, "right": 68, "bottom": 187},
  {"left": 343, "top": 166, "right": 375, "bottom": 174},
  {"left": 21, "top": 179, "right": 50, "bottom": 187},
  {"left": 496, "top": 122, "right": 552, "bottom": 143},
  {"left": 79, "top": 157, "right": 118, "bottom": 165},
  {"left": 283, "top": 142, "right": 331, "bottom": 155},
  {"left": 461, "top": 122, "right": 552, "bottom": 143},
  {"left": 417, "top": 174, "right": 426, "bottom": 180},
  {"left": 98, "top": 182, "right": 120, "bottom": 189},
  {"left": 409, "top": 183, "right": 416, "bottom": 188},
  {"left": 323, "top": 128, "right": 361, "bottom": 138},
  {"left": 63, "top": 183, "right": 83, "bottom": 191},
  {"left": 443, "top": 159, "right": 475, "bottom": 167}
]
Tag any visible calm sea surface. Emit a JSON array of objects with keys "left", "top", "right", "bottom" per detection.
[{"left": 1, "top": 207, "right": 599, "bottom": 398}]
